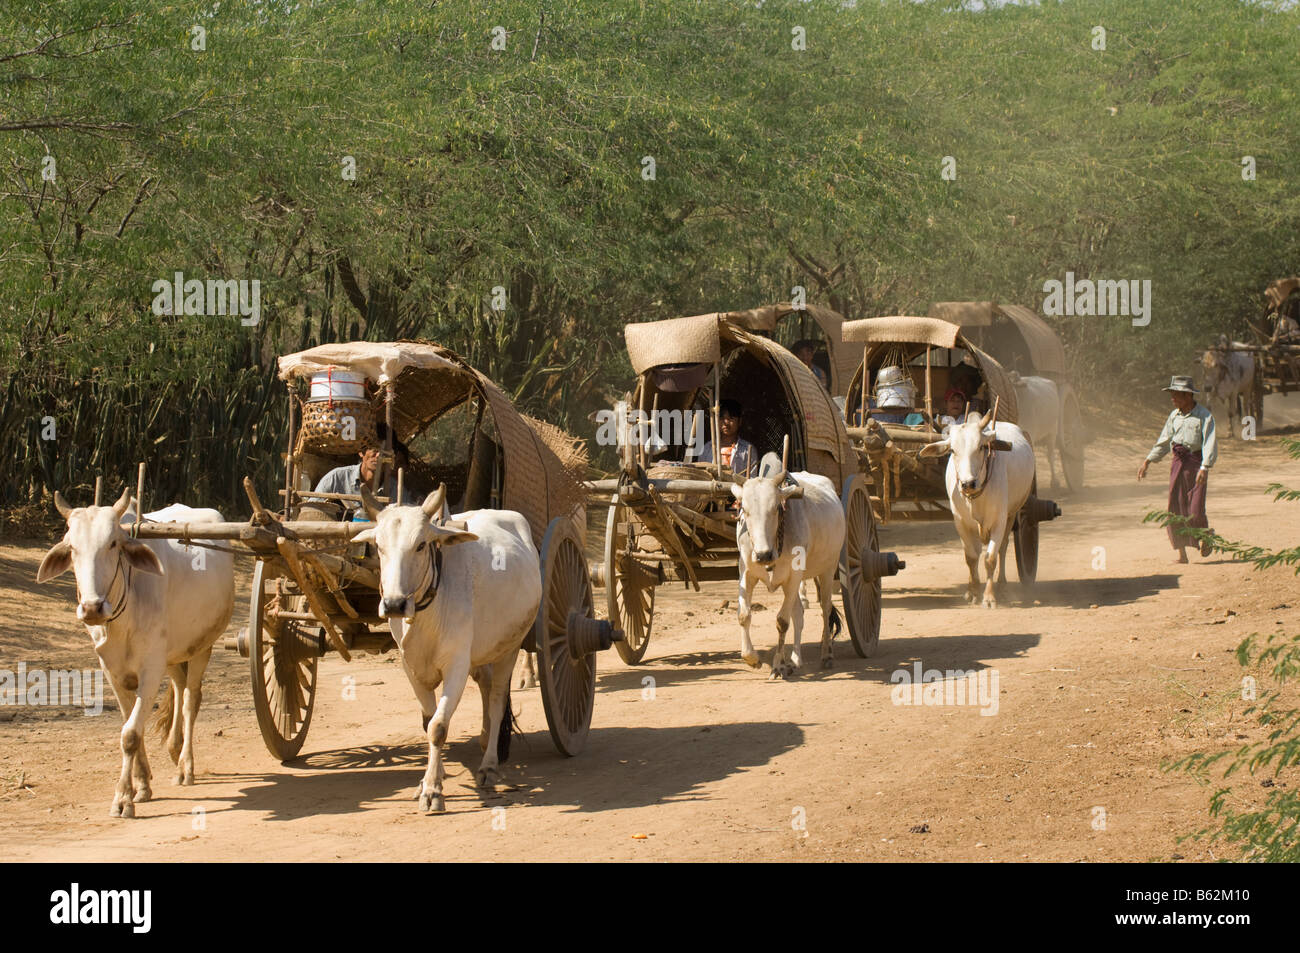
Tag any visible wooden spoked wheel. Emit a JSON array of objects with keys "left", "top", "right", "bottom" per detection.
[
  {"left": 249, "top": 559, "right": 319, "bottom": 762},
  {"left": 535, "top": 518, "right": 599, "bottom": 757},
  {"left": 605, "top": 498, "right": 656, "bottom": 665},
  {"left": 1060, "top": 387, "right": 1086, "bottom": 492},
  {"left": 839, "top": 474, "right": 882, "bottom": 658},
  {"left": 1013, "top": 480, "right": 1041, "bottom": 586}
]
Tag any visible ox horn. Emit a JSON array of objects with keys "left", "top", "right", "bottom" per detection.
[
  {"left": 53, "top": 490, "right": 73, "bottom": 518},
  {"left": 111, "top": 487, "right": 132, "bottom": 517},
  {"left": 359, "top": 484, "right": 383, "bottom": 522},
  {"left": 421, "top": 483, "right": 447, "bottom": 520}
]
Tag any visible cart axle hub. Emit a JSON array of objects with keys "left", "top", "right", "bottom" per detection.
[
  {"left": 861, "top": 549, "right": 906, "bottom": 580},
  {"left": 566, "top": 612, "right": 624, "bottom": 658}
]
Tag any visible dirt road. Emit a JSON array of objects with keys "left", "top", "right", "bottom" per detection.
[{"left": 4, "top": 400, "right": 1299, "bottom": 862}]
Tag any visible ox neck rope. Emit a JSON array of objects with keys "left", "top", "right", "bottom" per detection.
[
  {"left": 78, "top": 554, "right": 131, "bottom": 624},
  {"left": 962, "top": 442, "right": 996, "bottom": 500},
  {"left": 412, "top": 541, "right": 444, "bottom": 612}
]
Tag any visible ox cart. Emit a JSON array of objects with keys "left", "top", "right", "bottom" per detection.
[
  {"left": 131, "top": 342, "right": 621, "bottom": 760},
  {"left": 928, "top": 301, "right": 1085, "bottom": 491},
  {"left": 1210, "top": 278, "right": 1300, "bottom": 430},
  {"left": 840, "top": 316, "right": 1062, "bottom": 584},
  {"left": 586, "top": 312, "right": 905, "bottom": 666}
]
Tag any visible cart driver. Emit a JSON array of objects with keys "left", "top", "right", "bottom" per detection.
[
  {"left": 315, "top": 422, "right": 421, "bottom": 519},
  {"left": 691, "top": 399, "right": 757, "bottom": 478}
]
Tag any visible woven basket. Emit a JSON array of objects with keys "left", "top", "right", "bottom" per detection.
[
  {"left": 298, "top": 399, "right": 377, "bottom": 455},
  {"left": 647, "top": 461, "right": 715, "bottom": 511}
]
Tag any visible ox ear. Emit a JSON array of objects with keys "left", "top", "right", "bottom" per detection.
[
  {"left": 917, "top": 439, "right": 951, "bottom": 459},
  {"left": 351, "top": 527, "right": 376, "bottom": 545},
  {"left": 779, "top": 483, "right": 804, "bottom": 500},
  {"left": 430, "top": 525, "right": 478, "bottom": 547},
  {"left": 122, "top": 539, "right": 164, "bottom": 576},
  {"left": 36, "top": 541, "right": 73, "bottom": 583},
  {"left": 729, "top": 483, "right": 744, "bottom": 501}
]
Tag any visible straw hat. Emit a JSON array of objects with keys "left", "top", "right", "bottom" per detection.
[{"left": 1162, "top": 375, "right": 1198, "bottom": 394}]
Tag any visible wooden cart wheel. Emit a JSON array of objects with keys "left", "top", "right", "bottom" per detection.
[
  {"left": 249, "top": 559, "right": 318, "bottom": 762},
  {"left": 1013, "top": 481, "right": 1041, "bottom": 586},
  {"left": 1060, "top": 387, "right": 1086, "bottom": 492},
  {"left": 605, "top": 498, "right": 656, "bottom": 665},
  {"left": 839, "top": 474, "right": 882, "bottom": 658},
  {"left": 535, "top": 518, "right": 599, "bottom": 757}
]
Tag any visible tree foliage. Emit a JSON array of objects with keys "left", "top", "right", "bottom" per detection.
[{"left": 1, "top": 0, "right": 1297, "bottom": 509}]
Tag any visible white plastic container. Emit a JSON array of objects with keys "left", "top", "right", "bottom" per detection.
[{"left": 308, "top": 368, "right": 366, "bottom": 402}]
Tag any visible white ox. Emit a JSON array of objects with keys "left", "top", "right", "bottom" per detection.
[
  {"left": 732, "top": 466, "right": 845, "bottom": 679},
  {"left": 353, "top": 485, "right": 541, "bottom": 814},
  {"left": 919, "top": 411, "right": 1035, "bottom": 608},
  {"left": 36, "top": 489, "right": 234, "bottom": 817},
  {"left": 1201, "top": 335, "right": 1254, "bottom": 439},
  {"left": 1008, "top": 372, "right": 1063, "bottom": 488}
]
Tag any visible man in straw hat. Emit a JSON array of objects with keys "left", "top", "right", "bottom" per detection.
[{"left": 1138, "top": 375, "right": 1218, "bottom": 564}]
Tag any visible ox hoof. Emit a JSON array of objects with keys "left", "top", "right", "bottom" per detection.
[
  {"left": 419, "top": 791, "right": 446, "bottom": 814},
  {"left": 475, "top": 766, "right": 501, "bottom": 789},
  {"left": 132, "top": 786, "right": 152, "bottom": 803},
  {"left": 175, "top": 771, "right": 195, "bottom": 786},
  {"left": 515, "top": 674, "right": 537, "bottom": 691},
  {"left": 111, "top": 799, "right": 135, "bottom": 819},
  {"left": 741, "top": 653, "right": 761, "bottom": 669},
  {"left": 820, "top": 656, "right": 834, "bottom": 671},
  {"left": 982, "top": 598, "right": 997, "bottom": 609},
  {"left": 769, "top": 662, "right": 795, "bottom": 681}
]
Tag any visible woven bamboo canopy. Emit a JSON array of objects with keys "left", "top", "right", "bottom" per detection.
[
  {"left": 722, "top": 302, "right": 857, "bottom": 397},
  {"left": 927, "top": 301, "right": 1067, "bottom": 377},
  {"left": 840, "top": 316, "right": 1020, "bottom": 423},
  {"left": 1265, "top": 278, "right": 1300, "bottom": 312},
  {"left": 277, "top": 341, "right": 586, "bottom": 543},
  {"left": 624, "top": 314, "right": 854, "bottom": 486}
]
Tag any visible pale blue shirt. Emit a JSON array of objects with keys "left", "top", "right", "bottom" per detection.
[{"left": 1146, "top": 403, "right": 1218, "bottom": 470}]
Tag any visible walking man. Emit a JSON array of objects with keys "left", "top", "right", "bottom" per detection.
[{"left": 1137, "top": 375, "right": 1218, "bottom": 563}]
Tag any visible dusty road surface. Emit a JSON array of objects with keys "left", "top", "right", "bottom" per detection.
[{"left": 4, "top": 400, "right": 1299, "bottom": 862}]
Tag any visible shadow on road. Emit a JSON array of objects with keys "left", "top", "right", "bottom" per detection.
[
  {"left": 149, "top": 719, "right": 804, "bottom": 820},
  {"left": 885, "top": 573, "right": 1179, "bottom": 611}
]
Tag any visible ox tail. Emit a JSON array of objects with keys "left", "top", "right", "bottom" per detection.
[
  {"left": 829, "top": 605, "right": 842, "bottom": 638},
  {"left": 149, "top": 668, "right": 181, "bottom": 740},
  {"left": 497, "top": 687, "right": 517, "bottom": 762}
]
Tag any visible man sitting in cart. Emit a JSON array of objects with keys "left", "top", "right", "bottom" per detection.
[
  {"left": 315, "top": 422, "right": 422, "bottom": 519},
  {"left": 690, "top": 399, "right": 757, "bottom": 478},
  {"left": 950, "top": 362, "right": 988, "bottom": 415},
  {"left": 793, "top": 339, "right": 831, "bottom": 390}
]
